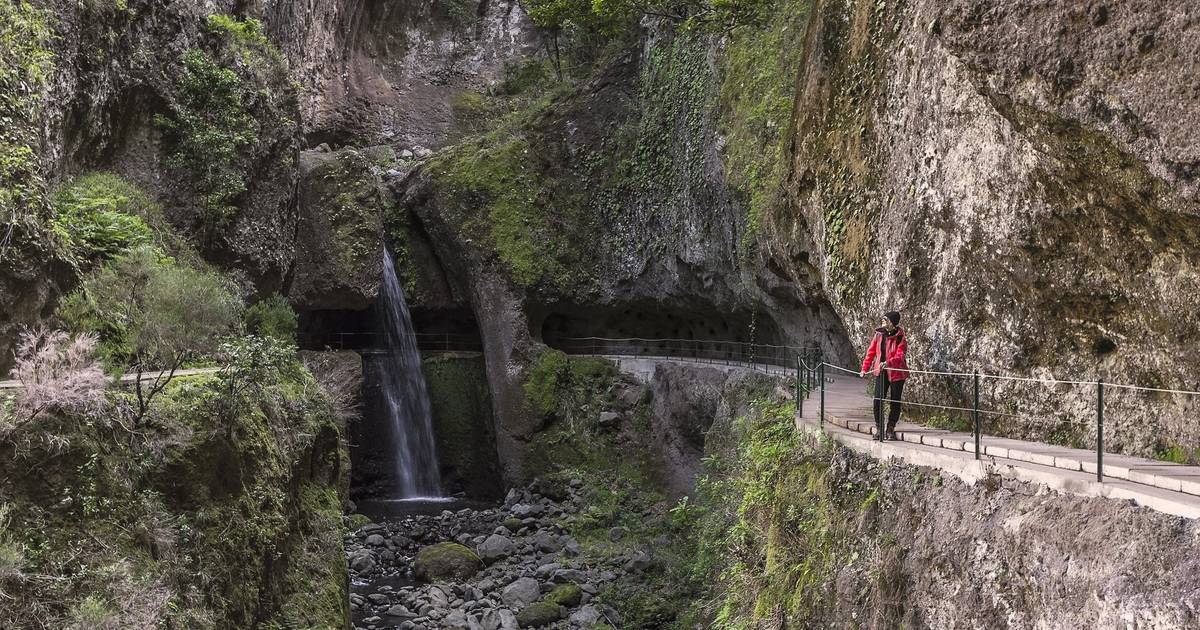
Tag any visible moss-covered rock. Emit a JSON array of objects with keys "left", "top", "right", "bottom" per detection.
[
  {"left": 516, "top": 601, "right": 565, "bottom": 627},
  {"left": 413, "top": 542, "right": 483, "bottom": 582},
  {"left": 288, "top": 147, "right": 388, "bottom": 310},
  {"left": 546, "top": 583, "right": 583, "bottom": 607},
  {"left": 423, "top": 354, "right": 503, "bottom": 498},
  {"left": 0, "top": 360, "right": 349, "bottom": 628}
]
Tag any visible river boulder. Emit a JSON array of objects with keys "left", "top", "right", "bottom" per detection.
[{"left": 413, "top": 542, "right": 483, "bottom": 582}]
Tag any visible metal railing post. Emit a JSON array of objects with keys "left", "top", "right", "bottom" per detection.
[
  {"left": 973, "top": 370, "right": 980, "bottom": 460},
  {"left": 1097, "top": 379, "right": 1104, "bottom": 482},
  {"left": 796, "top": 354, "right": 804, "bottom": 418},
  {"left": 819, "top": 362, "right": 825, "bottom": 429},
  {"left": 805, "top": 351, "right": 813, "bottom": 399}
]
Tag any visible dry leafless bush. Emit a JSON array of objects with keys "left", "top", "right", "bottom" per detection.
[
  {"left": 5, "top": 326, "right": 108, "bottom": 435},
  {"left": 301, "top": 352, "right": 362, "bottom": 421}
]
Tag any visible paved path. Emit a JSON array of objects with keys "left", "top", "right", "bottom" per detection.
[
  {"left": 0, "top": 367, "right": 221, "bottom": 390},
  {"left": 584, "top": 353, "right": 1200, "bottom": 519},
  {"left": 799, "top": 373, "right": 1200, "bottom": 519}
]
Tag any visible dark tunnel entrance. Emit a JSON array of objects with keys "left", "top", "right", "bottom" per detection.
[{"left": 533, "top": 302, "right": 809, "bottom": 368}]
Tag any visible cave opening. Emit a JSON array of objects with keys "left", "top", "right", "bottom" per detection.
[{"left": 533, "top": 301, "right": 795, "bottom": 365}]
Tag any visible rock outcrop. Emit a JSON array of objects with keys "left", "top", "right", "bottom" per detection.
[{"left": 762, "top": 0, "right": 1200, "bottom": 456}]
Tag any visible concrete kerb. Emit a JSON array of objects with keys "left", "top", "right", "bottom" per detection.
[{"left": 800, "top": 410, "right": 1200, "bottom": 520}]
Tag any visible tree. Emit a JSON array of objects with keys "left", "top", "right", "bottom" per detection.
[{"left": 60, "top": 246, "right": 243, "bottom": 425}]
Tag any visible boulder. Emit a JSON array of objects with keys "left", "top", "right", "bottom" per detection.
[
  {"left": 597, "top": 411, "right": 621, "bottom": 429},
  {"left": 348, "top": 549, "right": 376, "bottom": 574},
  {"left": 569, "top": 605, "right": 603, "bottom": 625},
  {"left": 414, "top": 543, "right": 483, "bottom": 582},
  {"left": 476, "top": 534, "right": 517, "bottom": 564},
  {"left": 516, "top": 602, "right": 564, "bottom": 628},
  {"left": 500, "top": 577, "right": 541, "bottom": 608},
  {"left": 546, "top": 583, "right": 583, "bottom": 607}
]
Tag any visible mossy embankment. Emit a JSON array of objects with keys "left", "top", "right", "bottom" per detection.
[{"left": 0, "top": 365, "right": 350, "bottom": 629}]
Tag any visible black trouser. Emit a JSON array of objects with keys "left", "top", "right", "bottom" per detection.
[{"left": 874, "top": 378, "right": 904, "bottom": 433}]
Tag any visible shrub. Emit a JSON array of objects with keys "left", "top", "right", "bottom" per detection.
[
  {"left": 217, "top": 335, "right": 296, "bottom": 404},
  {"left": 4, "top": 326, "right": 107, "bottom": 433},
  {"left": 50, "top": 172, "right": 157, "bottom": 269},
  {"left": 60, "top": 246, "right": 243, "bottom": 423},
  {"left": 68, "top": 595, "right": 119, "bottom": 630},
  {"left": 244, "top": 294, "right": 297, "bottom": 342}
]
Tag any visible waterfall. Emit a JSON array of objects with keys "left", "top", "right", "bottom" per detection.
[{"left": 378, "top": 249, "right": 442, "bottom": 499}]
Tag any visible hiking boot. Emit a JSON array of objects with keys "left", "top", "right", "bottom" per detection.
[{"left": 885, "top": 427, "right": 897, "bottom": 441}]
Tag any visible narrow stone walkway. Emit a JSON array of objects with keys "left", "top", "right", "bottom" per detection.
[
  {"left": 800, "top": 374, "right": 1200, "bottom": 519},
  {"left": 0, "top": 367, "right": 222, "bottom": 390}
]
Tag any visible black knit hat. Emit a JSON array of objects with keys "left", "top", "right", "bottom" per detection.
[{"left": 883, "top": 311, "right": 900, "bottom": 326}]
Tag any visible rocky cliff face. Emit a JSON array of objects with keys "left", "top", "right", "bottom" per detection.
[{"left": 762, "top": 0, "right": 1200, "bottom": 456}]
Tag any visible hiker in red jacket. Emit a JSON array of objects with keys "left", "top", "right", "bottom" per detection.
[{"left": 860, "top": 311, "right": 909, "bottom": 440}]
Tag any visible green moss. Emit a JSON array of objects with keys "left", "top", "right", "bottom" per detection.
[
  {"left": 431, "top": 135, "right": 585, "bottom": 289},
  {"left": 263, "top": 484, "right": 349, "bottom": 630},
  {"left": 523, "top": 350, "right": 617, "bottom": 422},
  {"left": 675, "top": 399, "right": 889, "bottom": 628},
  {"left": 546, "top": 582, "right": 583, "bottom": 607},
  {"left": 718, "top": 0, "right": 812, "bottom": 257},
  {"left": 414, "top": 542, "right": 483, "bottom": 581},
  {"left": 516, "top": 600, "right": 563, "bottom": 627},
  {"left": 316, "top": 149, "right": 387, "bottom": 275},
  {"left": 0, "top": 1, "right": 56, "bottom": 261},
  {"left": 423, "top": 354, "right": 502, "bottom": 497}
]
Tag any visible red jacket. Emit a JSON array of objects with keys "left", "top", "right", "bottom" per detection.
[{"left": 861, "top": 327, "right": 908, "bottom": 382}]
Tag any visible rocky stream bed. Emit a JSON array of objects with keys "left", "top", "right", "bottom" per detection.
[{"left": 345, "top": 482, "right": 646, "bottom": 630}]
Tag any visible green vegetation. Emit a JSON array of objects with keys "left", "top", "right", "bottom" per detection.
[
  {"left": 547, "top": 582, "right": 584, "bottom": 606},
  {"left": 155, "top": 13, "right": 295, "bottom": 245},
  {"left": 430, "top": 133, "right": 596, "bottom": 290},
  {"left": 155, "top": 50, "right": 258, "bottom": 238},
  {"left": 313, "top": 149, "right": 388, "bottom": 277},
  {"left": 244, "top": 294, "right": 298, "bottom": 343},
  {"left": 718, "top": 0, "right": 811, "bottom": 255},
  {"left": 60, "top": 246, "right": 242, "bottom": 377},
  {"left": 0, "top": 342, "right": 347, "bottom": 627},
  {"left": 1156, "top": 442, "right": 1200, "bottom": 465},
  {"left": 49, "top": 173, "right": 163, "bottom": 271},
  {"left": 0, "top": 1, "right": 55, "bottom": 262},
  {"left": 676, "top": 400, "right": 883, "bottom": 627},
  {"left": 518, "top": 353, "right": 701, "bottom": 627},
  {"left": 523, "top": 349, "right": 617, "bottom": 423}
]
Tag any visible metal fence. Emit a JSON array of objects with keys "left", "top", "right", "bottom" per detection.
[
  {"left": 551, "top": 334, "right": 1200, "bottom": 485},
  {"left": 797, "top": 359, "right": 1200, "bottom": 484},
  {"left": 547, "top": 335, "right": 823, "bottom": 374},
  {"left": 299, "top": 332, "right": 483, "bottom": 353}
]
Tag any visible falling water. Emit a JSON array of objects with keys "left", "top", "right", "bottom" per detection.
[{"left": 378, "top": 249, "right": 442, "bottom": 498}]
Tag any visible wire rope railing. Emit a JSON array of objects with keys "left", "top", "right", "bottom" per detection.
[{"left": 547, "top": 335, "right": 1200, "bottom": 486}]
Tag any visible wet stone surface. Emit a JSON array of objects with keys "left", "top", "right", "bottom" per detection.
[{"left": 346, "top": 483, "right": 626, "bottom": 629}]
